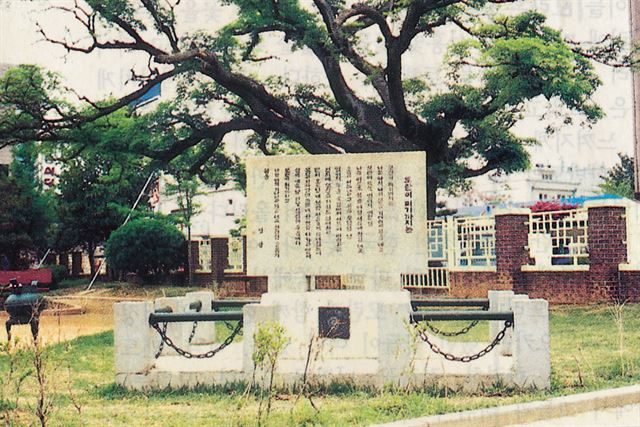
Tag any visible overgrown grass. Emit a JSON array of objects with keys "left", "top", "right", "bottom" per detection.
[
  {"left": 1, "top": 304, "right": 639, "bottom": 426},
  {"left": 49, "top": 280, "right": 205, "bottom": 298}
]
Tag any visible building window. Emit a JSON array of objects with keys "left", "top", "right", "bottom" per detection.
[{"left": 226, "top": 199, "right": 235, "bottom": 216}]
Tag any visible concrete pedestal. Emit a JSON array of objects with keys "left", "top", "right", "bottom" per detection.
[{"left": 243, "top": 290, "right": 413, "bottom": 389}]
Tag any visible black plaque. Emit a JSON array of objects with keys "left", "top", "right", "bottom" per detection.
[{"left": 318, "top": 307, "right": 350, "bottom": 339}]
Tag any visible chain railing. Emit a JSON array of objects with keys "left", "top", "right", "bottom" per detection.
[
  {"left": 421, "top": 319, "right": 480, "bottom": 337},
  {"left": 152, "top": 320, "right": 243, "bottom": 359},
  {"left": 413, "top": 319, "right": 512, "bottom": 362}
]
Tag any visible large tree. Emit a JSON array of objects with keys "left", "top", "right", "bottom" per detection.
[
  {"left": 0, "top": 1, "right": 632, "bottom": 217},
  {"left": 0, "top": 142, "right": 56, "bottom": 269},
  {"left": 53, "top": 111, "right": 155, "bottom": 276}
]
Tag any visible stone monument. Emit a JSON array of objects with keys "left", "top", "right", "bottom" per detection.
[
  {"left": 242, "top": 151, "right": 427, "bottom": 388},
  {"left": 114, "top": 151, "right": 551, "bottom": 391}
]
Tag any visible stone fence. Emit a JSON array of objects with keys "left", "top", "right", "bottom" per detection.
[{"left": 114, "top": 290, "right": 549, "bottom": 391}]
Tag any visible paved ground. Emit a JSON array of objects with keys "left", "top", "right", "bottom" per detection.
[{"left": 508, "top": 403, "right": 640, "bottom": 427}]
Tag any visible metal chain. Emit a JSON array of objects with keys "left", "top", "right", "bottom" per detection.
[
  {"left": 423, "top": 319, "right": 480, "bottom": 337},
  {"left": 188, "top": 321, "right": 198, "bottom": 344},
  {"left": 414, "top": 320, "right": 513, "bottom": 363},
  {"left": 152, "top": 320, "right": 243, "bottom": 359},
  {"left": 154, "top": 322, "right": 168, "bottom": 358},
  {"left": 224, "top": 320, "right": 243, "bottom": 336}
]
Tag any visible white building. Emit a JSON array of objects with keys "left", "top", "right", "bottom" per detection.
[
  {"left": 153, "top": 179, "right": 246, "bottom": 237},
  {"left": 450, "top": 163, "right": 609, "bottom": 208}
]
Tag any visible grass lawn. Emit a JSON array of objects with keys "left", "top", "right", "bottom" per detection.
[{"left": 1, "top": 288, "right": 639, "bottom": 426}]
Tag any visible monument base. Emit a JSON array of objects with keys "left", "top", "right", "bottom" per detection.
[
  {"left": 115, "top": 290, "right": 547, "bottom": 392},
  {"left": 242, "top": 290, "right": 414, "bottom": 389}
]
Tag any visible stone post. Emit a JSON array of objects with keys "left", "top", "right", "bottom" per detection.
[
  {"left": 114, "top": 301, "right": 155, "bottom": 385},
  {"left": 512, "top": 298, "right": 550, "bottom": 389},
  {"left": 494, "top": 208, "right": 531, "bottom": 291},
  {"left": 376, "top": 296, "right": 413, "bottom": 388},
  {"left": 154, "top": 297, "right": 190, "bottom": 356},
  {"left": 242, "top": 303, "right": 280, "bottom": 380},
  {"left": 488, "top": 290, "right": 514, "bottom": 356},
  {"left": 585, "top": 200, "right": 628, "bottom": 302},
  {"left": 185, "top": 291, "right": 216, "bottom": 345}
]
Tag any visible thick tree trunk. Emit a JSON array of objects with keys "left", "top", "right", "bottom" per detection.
[
  {"left": 88, "top": 241, "right": 96, "bottom": 277},
  {"left": 426, "top": 175, "right": 438, "bottom": 220}
]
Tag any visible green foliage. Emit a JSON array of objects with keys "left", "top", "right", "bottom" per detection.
[
  {"left": 600, "top": 153, "right": 635, "bottom": 199},
  {"left": 0, "top": 2, "right": 628, "bottom": 218},
  {"left": 53, "top": 110, "right": 156, "bottom": 270},
  {"left": 0, "top": 65, "right": 68, "bottom": 144},
  {"left": 252, "top": 322, "right": 289, "bottom": 368},
  {"left": 105, "top": 218, "right": 185, "bottom": 277},
  {"left": 0, "top": 173, "right": 53, "bottom": 269},
  {"left": 43, "top": 264, "right": 69, "bottom": 288}
]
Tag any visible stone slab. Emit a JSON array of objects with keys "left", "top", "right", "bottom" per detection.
[{"left": 245, "top": 152, "right": 428, "bottom": 290}]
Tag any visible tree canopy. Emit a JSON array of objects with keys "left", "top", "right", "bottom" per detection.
[
  {"left": 0, "top": 1, "right": 632, "bottom": 217},
  {"left": 0, "top": 141, "right": 56, "bottom": 269},
  {"left": 600, "top": 153, "right": 635, "bottom": 199},
  {"left": 52, "top": 110, "right": 155, "bottom": 274}
]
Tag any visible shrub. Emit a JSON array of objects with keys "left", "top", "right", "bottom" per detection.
[
  {"left": 105, "top": 219, "right": 185, "bottom": 277},
  {"left": 529, "top": 200, "right": 579, "bottom": 212},
  {"left": 43, "top": 264, "right": 68, "bottom": 289}
]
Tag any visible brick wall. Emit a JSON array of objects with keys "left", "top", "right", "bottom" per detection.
[
  {"left": 217, "top": 275, "right": 267, "bottom": 298},
  {"left": 587, "top": 206, "right": 627, "bottom": 302},
  {"left": 620, "top": 271, "right": 640, "bottom": 302},
  {"left": 189, "top": 241, "right": 199, "bottom": 278},
  {"left": 211, "top": 238, "right": 229, "bottom": 284},
  {"left": 190, "top": 203, "right": 640, "bottom": 303},
  {"left": 516, "top": 271, "right": 592, "bottom": 304},
  {"left": 450, "top": 271, "right": 510, "bottom": 298},
  {"left": 495, "top": 212, "right": 531, "bottom": 285},
  {"left": 449, "top": 203, "right": 640, "bottom": 304}
]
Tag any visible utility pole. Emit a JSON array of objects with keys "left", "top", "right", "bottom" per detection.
[{"left": 631, "top": 0, "right": 640, "bottom": 200}]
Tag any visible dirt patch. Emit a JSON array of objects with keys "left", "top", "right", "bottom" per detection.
[
  {"left": 1, "top": 295, "right": 123, "bottom": 345},
  {"left": 0, "top": 285, "right": 209, "bottom": 345}
]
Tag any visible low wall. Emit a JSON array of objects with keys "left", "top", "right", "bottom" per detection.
[
  {"left": 0, "top": 269, "right": 52, "bottom": 285},
  {"left": 217, "top": 275, "right": 267, "bottom": 298},
  {"left": 515, "top": 271, "right": 593, "bottom": 304},
  {"left": 115, "top": 290, "right": 550, "bottom": 392},
  {"left": 620, "top": 271, "right": 640, "bottom": 302},
  {"left": 449, "top": 271, "right": 510, "bottom": 299}
]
